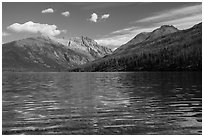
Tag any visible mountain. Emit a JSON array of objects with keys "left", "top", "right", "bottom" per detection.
[
  {"left": 115, "top": 25, "right": 178, "bottom": 53},
  {"left": 114, "top": 32, "right": 150, "bottom": 53},
  {"left": 146, "top": 25, "right": 179, "bottom": 41},
  {"left": 57, "top": 36, "right": 112, "bottom": 59},
  {"left": 2, "top": 35, "right": 112, "bottom": 71},
  {"left": 71, "top": 23, "right": 202, "bottom": 72}
]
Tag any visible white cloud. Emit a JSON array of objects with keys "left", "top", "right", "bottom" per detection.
[
  {"left": 97, "top": 4, "right": 202, "bottom": 49},
  {"left": 111, "top": 26, "right": 138, "bottom": 35},
  {"left": 134, "top": 4, "right": 202, "bottom": 30},
  {"left": 89, "top": 13, "right": 98, "bottom": 22},
  {"left": 95, "top": 26, "right": 157, "bottom": 49},
  {"left": 158, "top": 14, "right": 202, "bottom": 29},
  {"left": 101, "top": 14, "right": 110, "bottom": 19},
  {"left": 2, "top": 32, "right": 10, "bottom": 36},
  {"left": 135, "top": 4, "right": 201, "bottom": 23},
  {"left": 42, "top": 8, "right": 54, "bottom": 13},
  {"left": 96, "top": 36, "right": 131, "bottom": 49},
  {"left": 7, "top": 21, "right": 61, "bottom": 36},
  {"left": 61, "top": 11, "right": 70, "bottom": 17}
]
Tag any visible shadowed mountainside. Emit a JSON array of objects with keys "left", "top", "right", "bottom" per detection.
[
  {"left": 114, "top": 25, "right": 179, "bottom": 54},
  {"left": 2, "top": 35, "right": 112, "bottom": 71},
  {"left": 71, "top": 23, "right": 202, "bottom": 72}
]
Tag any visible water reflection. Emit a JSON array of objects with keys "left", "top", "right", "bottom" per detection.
[{"left": 2, "top": 72, "right": 202, "bottom": 135}]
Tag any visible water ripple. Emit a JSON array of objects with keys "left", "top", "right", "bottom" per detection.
[{"left": 2, "top": 72, "right": 202, "bottom": 135}]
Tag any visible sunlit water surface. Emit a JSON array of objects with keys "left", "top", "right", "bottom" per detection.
[{"left": 2, "top": 72, "right": 202, "bottom": 135}]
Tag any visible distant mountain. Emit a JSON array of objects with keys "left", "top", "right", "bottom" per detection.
[
  {"left": 72, "top": 23, "right": 202, "bottom": 72},
  {"left": 57, "top": 36, "right": 112, "bottom": 59},
  {"left": 2, "top": 35, "right": 112, "bottom": 71},
  {"left": 115, "top": 25, "right": 178, "bottom": 53}
]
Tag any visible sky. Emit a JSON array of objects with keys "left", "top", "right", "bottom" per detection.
[{"left": 2, "top": 2, "right": 202, "bottom": 49}]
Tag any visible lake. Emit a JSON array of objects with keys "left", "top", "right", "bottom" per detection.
[{"left": 2, "top": 72, "right": 202, "bottom": 135}]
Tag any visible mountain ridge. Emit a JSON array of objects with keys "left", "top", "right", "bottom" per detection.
[
  {"left": 71, "top": 22, "right": 202, "bottom": 72},
  {"left": 115, "top": 25, "right": 179, "bottom": 53},
  {"left": 2, "top": 35, "right": 112, "bottom": 71}
]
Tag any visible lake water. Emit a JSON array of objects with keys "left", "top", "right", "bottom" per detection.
[{"left": 2, "top": 72, "right": 202, "bottom": 135}]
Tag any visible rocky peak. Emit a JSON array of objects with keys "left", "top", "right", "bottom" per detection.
[
  {"left": 160, "top": 25, "right": 175, "bottom": 28},
  {"left": 68, "top": 36, "right": 96, "bottom": 45},
  {"left": 3, "top": 34, "right": 113, "bottom": 71},
  {"left": 114, "top": 25, "right": 179, "bottom": 54},
  {"left": 146, "top": 25, "right": 179, "bottom": 41},
  {"left": 191, "top": 22, "right": 202, "bottom": 29},
  {"left": 23, "top": 34, "right": 60, "bottom": 45},
  {"left": 81, "top": 36, "right": 92, "bottom": 41}
]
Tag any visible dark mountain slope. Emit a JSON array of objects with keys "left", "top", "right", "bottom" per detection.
[
  {"left": 2, "top": 35, "right": 112, "bottom": 71},
  {"left": 115, "top": 32, "right": 150, "bottom": 53},
  {"left": 71, "top": 23, "right": 202, "bottom": 72},
  {"left": 115, "top": 25, "right": 179, "bottom": 54},
  {"left": 145, "top": 25, "right": 179, "bottom": 41}
]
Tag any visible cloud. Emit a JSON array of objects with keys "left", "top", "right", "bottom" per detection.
[
  {"left": 61, "top": 11, "right": 70, "bottom": 17},
  {"left": 134, "top": 4, "right": 201, "bottom": 23},
  {"left": 101, "top": 14, "right": 110, "bottom": 19},
  {"left": 96, "top": 36, "right": 132, "bottom": 49},
  {"left": 95, "top": 26, "right": 157, "bottom": 49},
  {"left": 158, "top": 13, "right": 202, "bottom": 29},
  {"left": 97, "top": 4, "right": 202, "bottom": 49},
  {"left": 134, "top": 4, "right": 202, "bottom": 30},
  {"left": 89, "top": 13, "right": 98, "bottom": 22},
  {"left": 88, "top": 13, "right": 110, "bottom": 23},
  {"left": 111, "top": 26, "right": 138, "bottom": 35},
  {"left": 2, "top": 32, "right": 10, "bottom": 36},
  {"left": 42, "top": 8, "right": 54, "bottom": 13},
  {"left": 7, "top": 21, "right": 61, "bottom": 36}
]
